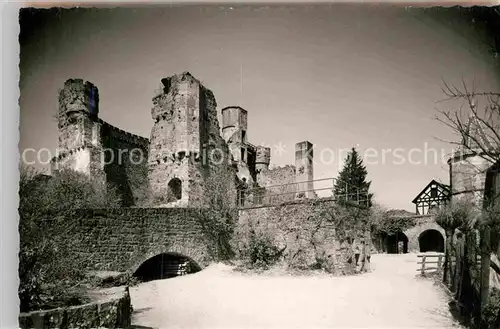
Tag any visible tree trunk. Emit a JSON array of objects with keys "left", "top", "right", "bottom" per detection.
[
  {"left": 460, "top": 231, "right": 476, "bottom": 325},
  {"left": 454, "top": 235, "right": 464, "bottom": 298},
  {"left": 480, "top": 225, "right": 491, "bottom": 315},
  {"left": 465, "top": 230, "right": 481, "bottom": 327},
  {"left": 443, "top": 230, "right": 454, "bottom": 285}
]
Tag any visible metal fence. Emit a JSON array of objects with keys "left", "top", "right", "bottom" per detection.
[{"left": 237, "top": 177, "right": 371, "bottom": 208}]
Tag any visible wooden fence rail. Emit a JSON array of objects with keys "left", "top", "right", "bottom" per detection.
[{"left": 417, "top": 253, "right": 444, "bottom": 275}]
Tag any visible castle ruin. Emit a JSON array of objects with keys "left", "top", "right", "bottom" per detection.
[{"left": 51, "top": 72, "right": 315, "bottom": 207}]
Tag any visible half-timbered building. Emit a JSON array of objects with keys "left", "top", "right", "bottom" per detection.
[{"left": 412, "top": 179, "right": 451, "bottom": 215}]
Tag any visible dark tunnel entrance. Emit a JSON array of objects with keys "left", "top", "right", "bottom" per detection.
[
  {"left": 133, "top": 253, "right": 201, "bottom": 282},
  {"left": 383, "top": 231, "right": 408, "bottom": 254},
  {"left": 419, "top": 229, "right": 445, "bottom": 253}
]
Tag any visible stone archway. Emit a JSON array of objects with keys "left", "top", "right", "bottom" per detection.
[
  {"left": 404, "top": 220, "right": 445, "bottom": 253},
  {"left": 383, "top": 231, "right": 409, "bottom": 254},
  {"left": 418, "top": 229, "right": 445, "bottom": 252},
  {"left": 132, "top": 252, "right": 202, "bottom": 282}
]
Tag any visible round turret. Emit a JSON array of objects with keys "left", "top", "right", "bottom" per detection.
[
  {"left": 255, "top": 146, "right": 271, "bottom": 172},
  {"left": 448, "top": 113, "right": 496, "bottom": 206},
  {"left": 448, "top": 150, "right": 490, "bottom": 206},
  {"left": 221, "top": 106, "right": 247, "bottom": 143},
  {"left": 59, "top": 79, "right": 99, "bottom": 120}
]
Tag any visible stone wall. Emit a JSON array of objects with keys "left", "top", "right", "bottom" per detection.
[
  {"left": 295, "top": 141, "right": 314, "bottom": 198},
  {"left": 18, "top": 287, "right": 132, "bottom": 329},
  {"left": 147, "top": 72, "right": 234, "bottom": 207},
  {"left": 255, "top": 165, "right": 297, "bottom": 204},
  {"left": 57, "top": 79, "right": 99, "bottom": 153},
  {"left": 52, "top": 79, "right": 150, "bottom": 207},
  {"left": 99, "top": 120, "right": 149, "bottom": 207},
  {"left": 403, "top": 216, "right": 445, "bottom": 252},
  {"left": 53, "top": 119, "right": 150, "bottom": 207},
  {"left": 52, "top": 79, "right": 105, "bottom": 179},
  {"left": 58, "top": 208, "right": 213, "bottom": 272},
  {"left": 236, "top": 198, "right": 364, "bottom": 274},
  {"left": 449, "top": 152, "right": 491, "bottom": 206}
]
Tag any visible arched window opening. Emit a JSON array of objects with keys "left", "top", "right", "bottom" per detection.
[
  {"left": 418, "top": 229, "right": 444, "bottom": 252},
  {"left": 167, "top": 178, "right": 182, "bottom": 201},
  {"left": 133, "top": 253, "right": 201, "bottom": 282}
]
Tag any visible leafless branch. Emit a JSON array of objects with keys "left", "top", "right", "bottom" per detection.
[{"left": 435, "top": 80, "right": 500, "bottom": 170}]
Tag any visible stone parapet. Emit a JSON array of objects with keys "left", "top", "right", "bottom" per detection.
[{"left": 18, "top": 286, "right": 132, "bottom": 329}]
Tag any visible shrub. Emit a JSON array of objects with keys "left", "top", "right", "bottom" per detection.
[
  {"left": 482, "top": 288, "right": 500, "bottom": 329},
  {"left": 244, "top": 229, "right": 284, "bottom": 269},
  {"left": 18, "top": 165, "right": 121, "bottom": 312}
]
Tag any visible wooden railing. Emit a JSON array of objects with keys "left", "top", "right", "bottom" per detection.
[
  {"left": 417, "top": 253, "right": 444, "bottom": 275},
  {"left": 237, "top": 177, "right": 371, "bottom": 208},
  {"left": 417, "top": 253, "right": 484, "bottom": 276}
]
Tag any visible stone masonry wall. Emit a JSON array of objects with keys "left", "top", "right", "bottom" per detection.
[
  {"left": 450, "top": 153, "right": 491, "bottom": 207},
  {"left": 404, "top": 218, "right": 445, "bottom": 253},
  {"left": 236, "top": 199, "right": 360, "bottom": 274},
  {"left": 255, "top": 165, "right": 297, "bottom": 204},
  {"left": 57, "top": 79, "right": 99, "bottom": 153},
  {"left": 99, "top": 120, "right": 149, "bottom": 207},
  {"left": 60, "top": 208, "right": 213, "bottom": 272},
  {"left": 52, "top": 79, "right": 150, "bottom": 206},
  {"left": 148, "top": 72, "right": 234, "bottom": 206},
  {"left": 52, "top": 79, "right": 104, "bottom": 178},
  {"left": 18, "top": 287, "right": 132, "bottom": 329}
]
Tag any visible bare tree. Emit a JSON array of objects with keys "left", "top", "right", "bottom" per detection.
[
  {"left": 435, "top": 79, "right": 500, "bottom": 321},
  {"left": 435, "top": 79, "right": 500, "bottom": 166},
  {"left": 435, "top": 199, "right": 477, "bottom": 286}
]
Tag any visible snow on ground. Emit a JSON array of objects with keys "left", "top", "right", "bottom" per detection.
[{"left": 130, "top": 253, "right": 463, "bottom": 329}]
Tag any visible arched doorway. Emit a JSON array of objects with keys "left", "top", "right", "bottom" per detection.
[
  {"left": 383, "top": 231, "right": 408, "bottom": 254},
  {"left": 418, "top": 229, "right": 444, "bottom": 252},
  {"left": 133, "top": 253, "right": 201, "bottom": 282}
]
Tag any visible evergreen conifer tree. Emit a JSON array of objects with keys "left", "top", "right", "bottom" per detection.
[{"left": 333, "top": 147, "right": 373, "bottom": 207}]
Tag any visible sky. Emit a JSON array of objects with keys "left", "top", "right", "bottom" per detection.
[{"left": 19, "top": 5, "right": 500, "bottom": 211}]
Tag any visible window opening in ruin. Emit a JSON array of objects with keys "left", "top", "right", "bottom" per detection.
[
  {"left": 167, "top": 178, "right": 182, "bottom": 201},
  {"left": 242, "top": 130, "right": 247, "bottom": 143},
  {"left": 88, "top": 87, "right": 97, "bottom": 116}
]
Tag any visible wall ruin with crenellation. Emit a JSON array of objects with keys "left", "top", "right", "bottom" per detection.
[
  {"left": 99, "top": 120, "right": 149, "bottom": 206},
  {"left": 51, "top": 79, "right": 149, "bottom": 206}
]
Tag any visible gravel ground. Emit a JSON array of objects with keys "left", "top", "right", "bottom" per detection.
[{"left": 130, "top": 253, "right": 463, "bottom": 329}]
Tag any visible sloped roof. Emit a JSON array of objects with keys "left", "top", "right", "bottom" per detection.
[{"left": 411, "top": 179, "right": 450, "bottom": 204}]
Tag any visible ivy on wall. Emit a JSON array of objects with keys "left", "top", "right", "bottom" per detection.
[{"left": 373, "top": 215, "right": 417, "bottom": 235}]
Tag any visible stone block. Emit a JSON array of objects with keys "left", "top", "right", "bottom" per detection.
[{"left": 66, "top": 303, "right": 99, "bottom": 329}]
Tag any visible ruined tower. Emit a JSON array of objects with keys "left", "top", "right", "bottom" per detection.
[
  {"left": 51, "top": 79, "right": 104, "bottom": 178},
  {"left": 148, "top": 72, "right": 232, "bottom": 206},
  {"left": 255, "top": 146, "right": 271, "bottom": 173},
  {"left": 52, "top": 79, "right": 150, "bottom": 206},
  {"left": 221, "top": 106, "right": 253, "bottom": 183},
  {"left": 448, "top": 114, "right": 494, "bottom": 207},
  {"left": 295, "top": 141, "right": 314, "bottom": 198}
]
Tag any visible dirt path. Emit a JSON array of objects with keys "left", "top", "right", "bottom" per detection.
[{"left": 130, "top": 253, "right": 462, "bottom": 329}]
